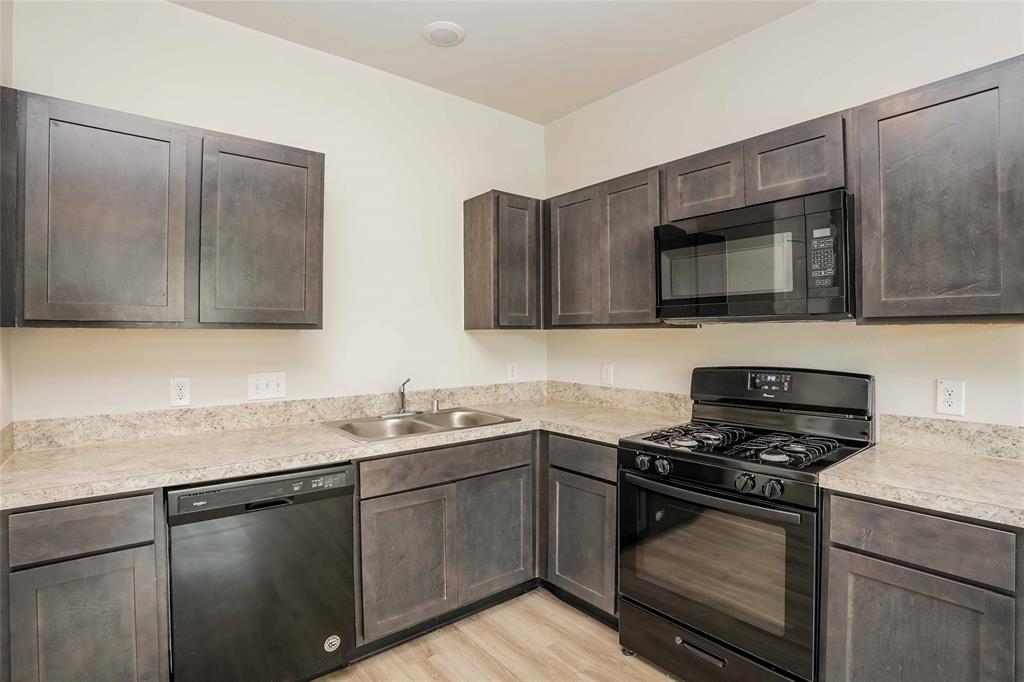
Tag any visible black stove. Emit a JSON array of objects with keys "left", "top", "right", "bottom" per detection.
[{"left": 618, "top": 367, "right": 875, "bottom": 682}]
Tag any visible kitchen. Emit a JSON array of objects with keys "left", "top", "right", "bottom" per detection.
[{"left": 0, "top": 1, "right": 1022, "bottom": 681}]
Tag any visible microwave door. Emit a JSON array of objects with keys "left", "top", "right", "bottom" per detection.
[{"left": 715, "top": 217, "right": 807, "bottom": 318}]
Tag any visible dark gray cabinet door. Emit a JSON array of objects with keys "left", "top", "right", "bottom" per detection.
[
  {"left": 662, "top": 143, "right": 745, "bottom": 221},
  {"left": 22, "top": 95, "right": 186, "bottom": 322},
  {"left": 548, "top": 186, "right": 605, "bottom": 325},
  {"left": 825, "top": 548, "right": 1015, "bottom": 682},
  {"left": 200, "top": 135, "right": 324, "bottom": 325},
  {"left": 9, "top": 545, "right": 164, "bottom": 682},
  {"left": 497, "top": 193, "right": 540, "bottom": 327},
  {"left": 360, "top": 483, "right": 458, "bottom": 641},
  {"left": 743, "top": 113, "right": 845, "bottom": 205},
  {"left": 603, "top": 169, "right": 660, "bottom": 324},
  {"left": 547, "top": 467, "right": 616, "bottom": 614},
  {"left": 857, "top": 60, "right": 1024, "bottom": 319},
  {"left": 456, "top": 466, "right": 534, "bottom": 603}
]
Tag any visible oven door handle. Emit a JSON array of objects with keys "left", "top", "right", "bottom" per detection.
[{"left": 623, "top": 473, "right": 803, "bottom": 526}]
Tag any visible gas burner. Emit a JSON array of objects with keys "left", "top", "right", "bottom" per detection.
[
  {"left": 643, "top": 421, "right": 749, "bottom": 452},
  {"left": 754, "top": 436, "right": 841, "bottom": 467}
]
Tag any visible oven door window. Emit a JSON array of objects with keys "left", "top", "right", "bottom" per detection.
[
  {"left": 658, "top": 217, "right": 807, "bottom": 317},
  {"left": 619, "top": 475, "right": 815, "bottom": 679}
]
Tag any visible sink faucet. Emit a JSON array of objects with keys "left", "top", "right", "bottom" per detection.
[{"left": 397, "top": 377, "right": 411, "bottom": 414}]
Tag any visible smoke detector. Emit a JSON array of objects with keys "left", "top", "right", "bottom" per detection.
[{"left": 423, "top": 21, "right": 466, "bottom": 47}]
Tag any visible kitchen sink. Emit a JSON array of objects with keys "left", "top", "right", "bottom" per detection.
[{"left": 323, "top": 408, "right": 518, "bottom": 442}]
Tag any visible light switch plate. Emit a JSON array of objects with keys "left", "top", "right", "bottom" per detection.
[
  {"left": 601, "top": 363, "right": 614, "bottom": 386},
  {"left": 248, "top": 372, "right": 286, "bottom": 401},
  {"left": 170, "top": 377, "right": 191, "bottom": 407},
  {"left": 936, "top": 379, "right": 965, "bottom": 416}
]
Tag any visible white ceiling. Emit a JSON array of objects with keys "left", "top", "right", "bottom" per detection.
[{"left": 174, "top": 1, "right": 811, "bottom": 124}]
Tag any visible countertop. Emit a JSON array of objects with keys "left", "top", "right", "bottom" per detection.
[
  {"left": 0, "top": 399, "right": 679, "bottom": 510},
  {"left": 820, "top": 443, "right": 1024, "bottom": 529}
]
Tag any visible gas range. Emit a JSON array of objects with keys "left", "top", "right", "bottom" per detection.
[{"left": 618, "top": 367, "right": 875, "bottom": 682}]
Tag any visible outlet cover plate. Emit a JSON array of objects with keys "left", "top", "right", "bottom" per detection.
[
  {"left": 507, "top": 361, "right": 519, "bottom": 382},
  {"left": 170, "top": 377, "right": 191, "bottom": 407},
  {"left": 601, "top": 363, "right": 614, "bottom": 386},
  {"left": 936, "top": 379, "right": 965, "bottom": 416},
  {"left": 248, "top": 372, "right": 287, "bottom": 401}
]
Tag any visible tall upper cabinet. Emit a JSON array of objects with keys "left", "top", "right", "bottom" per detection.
[
  {"left": 856, "top": 57, "right": 1024, "bottom": 321},
  {"left": 0, "top": 88, "right": 324, "bottom": 328}
]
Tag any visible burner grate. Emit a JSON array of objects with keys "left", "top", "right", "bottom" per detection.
[
  {"left": 643, "top": 421, "right": 749, "bottom": 451},
  {"left": 727, "top": 434, "right": 840, "bottom": 468}
]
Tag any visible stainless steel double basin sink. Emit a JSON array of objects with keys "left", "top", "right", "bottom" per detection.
[{"left": 323, "top": 408, "right": 519, "bottom": 442}]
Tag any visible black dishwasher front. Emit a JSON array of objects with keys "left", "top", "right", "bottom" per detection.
[{"left": 167, "top": 464, "right": 355, "bottom": 682}]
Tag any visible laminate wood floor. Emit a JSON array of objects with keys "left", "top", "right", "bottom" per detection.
[{"left": 321, "top": 589, "right": 670, "bottom": 681}]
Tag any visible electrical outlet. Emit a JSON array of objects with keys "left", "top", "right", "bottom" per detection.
[
  {"left": 248, "top": 372, "right": 286, "bottom": 401},
  {"left": 507, "top": 361, "right": 519, "bottom": 382},
  {"left": 936, "top": 379, "right": 965, "bottom": 416},
  {"left": 601, "top": 363, "right": 614, "bottom": 386},
  {"left": 170, "top": 377, "right": 191, "bottom": 407}
]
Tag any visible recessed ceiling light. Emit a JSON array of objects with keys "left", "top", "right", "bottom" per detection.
[{"left": 423, "top": 21, "right": 465, "bottom": 48}]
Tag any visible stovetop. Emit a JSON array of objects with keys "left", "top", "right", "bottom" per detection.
[{"left": 620, "top": 419, "right": 868, "bottom": 481}]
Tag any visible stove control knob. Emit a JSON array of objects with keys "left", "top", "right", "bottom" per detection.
[
  {"left": 734, "top": 473, "right": 757, "bottom": 493},
  {"left": 655, "top": 458, "right": 671, "bottom": 475},
  {"left": 635, "top": 454, "right": 651, "bottom": 471},
  {"left": 763, "top": 479, "right": 785, "bottom": 499}
]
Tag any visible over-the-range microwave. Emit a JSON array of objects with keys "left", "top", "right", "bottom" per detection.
[{"left": 655, "top": 190, "right": 853, "bottom": 324}]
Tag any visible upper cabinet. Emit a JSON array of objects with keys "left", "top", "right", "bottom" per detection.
[
  {"left": 547, "top": 169, "right": 660, "bottom": 326},
  {"left": 856, "top": 58, "right": 1024, "bottom": 321},
  {"left": 463, "top": 190, "right": 542, "bottom": 329},
  {"left": 200, "top": 136, "right": 323, "bottom": 325},
  {"left": 0, "top": 88, "right": 325, "bottom": 328},
  {"left": 662, "top": 113, "right": 846, "bottom": 221}
]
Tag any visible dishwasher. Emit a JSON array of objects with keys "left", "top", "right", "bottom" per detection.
[{"left": 167, "top": 464, "right": 355, "bottom": 682}]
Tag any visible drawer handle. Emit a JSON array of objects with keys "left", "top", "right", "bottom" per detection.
[
  {"left": 244, "top": 497, "right": 294, "bottom": 512},
  {"left": 675, "top": 636, "right": 726, "bottom": 668}
]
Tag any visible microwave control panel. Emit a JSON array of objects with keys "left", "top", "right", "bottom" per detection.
[
  {"left": 749, "top": 372, "right": 792, "bottom": 393},
  {"left": 809, "top": 224, "right": 836, "bottom": 287}
]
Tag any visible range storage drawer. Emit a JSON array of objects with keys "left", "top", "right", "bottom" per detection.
[
  {"left": 829, "top": 495, "right": 1016, "bottom": 591},
  {"left": 8, "top": 494, "right": 155, "bottom": 568},
  {"left": 359, "top": 434, "right": 533, "bottom": 498},
  {"left": 548, "top": 434, "right": 617, "bottom": 483}
]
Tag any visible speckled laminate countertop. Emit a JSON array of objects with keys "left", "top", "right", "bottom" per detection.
[
  {"left": 820, "top": 443, "right": 1024, "bottom": 529},
  {"left": 0, "top": 399, "right": 679, "bottom": 510}
]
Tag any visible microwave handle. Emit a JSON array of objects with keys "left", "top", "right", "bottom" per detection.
[{"left": 623, "top": 473, "right": 803, "bottom": 526}]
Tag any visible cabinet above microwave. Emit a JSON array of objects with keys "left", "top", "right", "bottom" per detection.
[{"left": 0, "top": 88, "right": 324, "bottom": 329}]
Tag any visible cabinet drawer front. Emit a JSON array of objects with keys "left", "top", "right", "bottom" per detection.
[
  {"left": 359, "top": 434, "right": 533, "bottom": 498},
  {"left": 9, "top": 495, "right": 155, "bottom": 568},
  {"left": 548, "top": 434, "right": 617, "bottom": 483},
  {"left": 829, "top": 495, "right": 1015, "bottom": 591}
]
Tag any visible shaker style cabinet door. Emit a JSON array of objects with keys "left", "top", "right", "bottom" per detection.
[
  {"left": 456, "top": 466, "right": 534, "bottom": 603},
  {"left": 497, "top": 193, "right": 541, "bottom": 327},
  {"left": 547, "top": 467, "right": 617, "bottom": 615},
  {"left": 662, "top": 143, "right": 745, "bottom": 221},
  {"left": 9, "top": 546, "right": 164, "bottom": 682},
  {"left": 603, "top": 169, "right": 660, "bottom": 324},
  {"left": 825, "top": 548, "right": 1015, "bottom": 682},
  {"left": 200, "top": 135, "right": 324, "bottom": 325},
  {"left": 548, "top": 186, "right": 605, "bottom": 325},
  {"left": 22, "top": 95, "right": 187, "bottom": 322},
  {"left": 857, "top": 60, "right": 1024, "bottom": 319},
  {"left": 743, "top": 113, "right": 845, "bottom": 205},
  {"left": 360, "top": 484, "right": 459, "bottom": 641}
]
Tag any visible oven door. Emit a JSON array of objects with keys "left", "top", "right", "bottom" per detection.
[
  {"left": 656, "top": 216, "right": 807, "bottom": 319},
  {"left": 619, "top": 472, "right": 817, "bottom": 680}
]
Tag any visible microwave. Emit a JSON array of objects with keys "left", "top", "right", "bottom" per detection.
[{"left": 655, "top": 190, "right": 853, "bottom": 323}]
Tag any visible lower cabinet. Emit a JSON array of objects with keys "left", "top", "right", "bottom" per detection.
[
  {"left": 359, "top": 483, "right": 460, "bottom": 641},
  {"left": 825, "top": 548, "right": 1014, "bottom": 681},
  {"left": 823, "top": 494, "right": 1018, "bottom": 682},
  {"left": 457, "top": 466, "right": 534, "bottom": 604},
  {"left": 547, "top": 467, "right": 617, "bottom": 615},
  {"left": 9, "top": 545, "right": 164, "bottom": 682},
  {"left": 360, "top": 461, "right": 535, "bottom": 642}
]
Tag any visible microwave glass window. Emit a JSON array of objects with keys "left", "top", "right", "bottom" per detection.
[
  {"left": 662, "top": 232, "right": 794, "bottom": 299},
  {"left": 633, "top": 496, "right": 788, "bottom": 637}
]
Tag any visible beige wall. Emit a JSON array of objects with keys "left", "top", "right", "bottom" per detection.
[
  {"left": 7, "top": 0, "right": 548, "bottom": 420},
  {"left": 545, "top": 0, "right": 1024, "bottom": 426}
]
